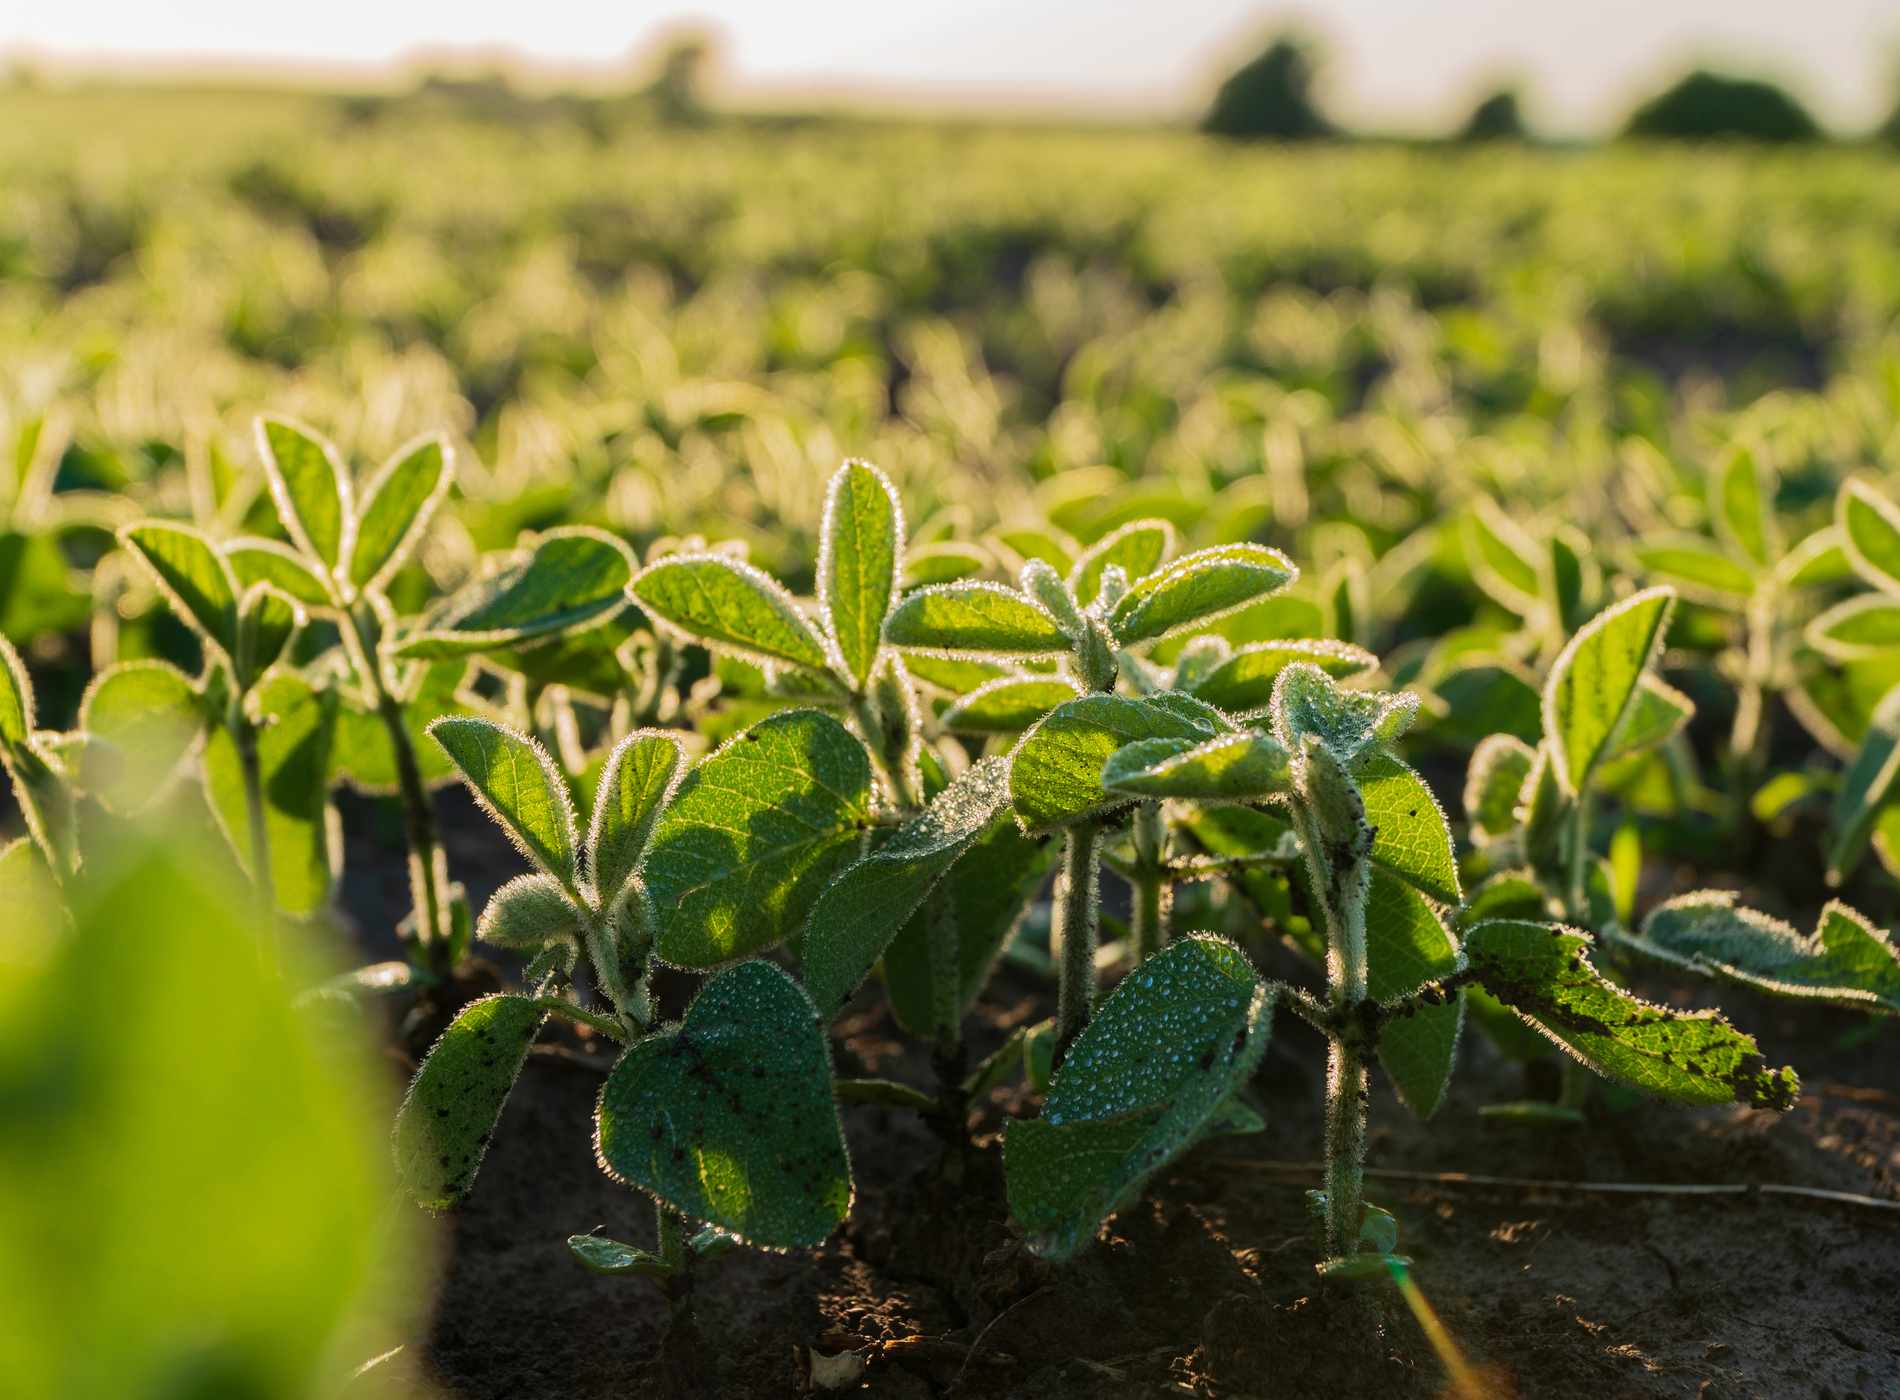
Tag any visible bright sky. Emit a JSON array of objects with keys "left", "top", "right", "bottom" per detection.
[{"left": 9, "top": 0, "right": 1897, "bottom": 134}]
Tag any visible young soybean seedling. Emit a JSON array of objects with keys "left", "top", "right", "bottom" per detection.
[{"left": 396, "top": 711, "right": 858, "bottom": 1286}]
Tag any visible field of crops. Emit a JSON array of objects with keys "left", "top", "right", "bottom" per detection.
[{"left": 5, "top": 84, "right": 1900, "bottom": 1399}]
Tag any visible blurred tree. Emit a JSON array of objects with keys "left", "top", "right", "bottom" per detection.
[
  {"left": 1622, "top": 69, "right": 1822, "bottom": 142},
  {"left": 1202, "top": 33, "right": 1334, "bottom": 141},
  {"left": 641, "top": 29, "right": 717, "bottom": 127},
  {"left": 1457, "top": 87, "right": 1528, "bottom": 142}
]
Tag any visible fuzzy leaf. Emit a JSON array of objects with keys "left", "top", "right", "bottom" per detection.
[
  {"left": 398, "top": 528, "right": 637, "bottom": 659},
  {"left": 395, "top": 993, "right": 546, "bottom": 1208},
  {"left": 885, "top": 582, "right": 1071, "bottom": 656},
  {"left": 478, "top": 873, "right": 583, "bottom": 949},
  {"left": 1808, "top": 596, "right": 1900, "bottom": 662},
  {"left": 1004, "top": 935, "right": 1274, "bottom": 1259},
  {"left": 942, "top": 675, "right": 1082, "bottom": 734},
  {"left": 1630, "top": 536, "right": 1755, "bottom": 604},
  {"left": 991, "top": 525, "right": 1077, "bottom": 574},
  {"left": 430, "top": 717, "right": 579, "bottom": 883},
  {"left": 1778, "top": 527, "right": 1854, "bottom": 590},
  {"left": 1010, "top": 692, "right": 1230, "bottom": 833},
  {"left": 1108, "top": 543, "right": 1296, "bottom": 645},
  {"left": 1623, "top": 893, "right": 1900, "bottom": 1014},
  {"left": 1711, "top": 443, "right": 1777, "bottom": 567},
  {"left": 882, "top": 821, "right": 1052, "bottom": 1036},
  {"left": 1838, "top": 478, "right": 1900, "bottom": 597},
  {"left": 1463, "top": 920, "right": 1798, "bottom": 1109},
  {"left": 1600, "top": 675, "right": 1694, "bottom": 765},
  {"left": 1270, "top": 663, "right": 1417, "bottom": 765},
  {"left": 203, "top": 673, "right": 338, "bottom": 915},
  {"left": 1464, "top": 498, "right": 1543, "bottom": 615},
  {"left": 901, "top": 541, "right": 990, "bottom": 588},
  {"left": 596, "top": 960, "right": 851, "bottom": 1248},
  {"left": 235, "top": 584, "right": 303, "bottom": 691},
  {"left": 633, "top": 553, "right": 830, "bottom": 676},
  {"left": 1358, "top": 751, "right": 1460, "bottom": 904},
  {"left": 120, "top": 521, "right": 240, "bottom": 657},
  {"left": 348, "top": 434, "right": 452, "bottom": 592},
  {"left": 1101, "top": 731, "right": 1292, "bottom": 803},
  {"left": 802, "top": 757, "right": 1015, "bottom": 1016},
  {"left": 646, "top": 710, "right": 874, "bottom": 967},
  {"left": 1543, "top": 586, "right": 1674, "bottom": 796},
  {"left": 224, "top": 537, "right": 334, "bottom": 608},
  {"left": 76, "top": 660, "right": 202, "bottom": 813},
  {"left": 0, "top": 636, "right": 33, "bottom": 748},
  {"left": 1186, "top": 638, "right": 1377, "bottom": 714},
  {"left": 818, "top": 461, "right": 902, "bottom": 688},
  {"left": 1827, "top": 683, "right": 1900, "bottom": 882},
  {"left": 1464, "top": 734, "right": 1536, "bottom": 843},
  {"left": 1366, "top": 868, "right": 1463, "bottom": 1118},
  {"left": 588, "top": 730, "right": 685, "bottom": 905},
  {"left": 256, "top": 417, "right": 352, "bottom": 570},
  {"left": 1069, "top": 519, "right": 1173, "bottom": 606}
]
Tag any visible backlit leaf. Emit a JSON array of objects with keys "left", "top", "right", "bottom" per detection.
[
  {"left": 1100, "top": 731, "right": 1292, "bottom": 803},
  {"left": 1463, "top": 498, "right": 1543, "bottom": 616},
  {"left": 1108, "top": 543, "right": 1297, "bottom": 645},
  {"left": 1542, "top": 586, "right": 1674, "bottom": 796},
  {"left": 395, "top": 993, "right": 546, "bottom": 1208},
  {"left": 1010, "top": 692, "right": 1230, "bottom": 833},
  {"left": 256, "top": 416, "right": 351, "bottom": 570},
  {"left": 1464, "top": 733, "right": 1535, "bottom": 843},
  {"left": 1711, "top": 441, "right": 1777, "bottom": 567},
  {"left": 942, "top": 675, "right": 1082, "bottom": 734},
  {"left": 76, "top": 660, "right": 202, "bottom": 813},
  {"left": 1358, "top": 750, "right": 1460, "bottom": 904},
  {"left": 1631, "top": 536, "right": 1754, "bottom": 605},
  {"left": 119, "top": 521, "right": 240, "bottom": 658},
  {"left": 1808, "top": 596, "right": 1900, "bottom": 662},
  {"left": 817, "top": 460, "right": 903, "bottom": 689},
  {"left": 348, "top": 433, "right": 452, "bottom": 592},
  {"left": 1838, "top": 477, "right": 1900, "bottom": 597},
  {"left": 1825, "top": 683, "right": 1900, "bottom": 882},
  {"left": 224, "top": 537, "right": 334, "bottom": 608},
  {"left": 1270, "top": 663, "right": 1417, "bottom": 765},
  {"left": 1365, "top": 868, "right": 1463, "bottom": 1118},
  {"left": 885, "top": 581, "right": 1071, "bottom": 656},
  {"left": 1069, "top": 518, "right": 1173, "bottom": 605},
  {"left": 588, "top": 730, "right": 685, "bottom": 905},
  {"left": 203, "top": 672, "right": 339, "bottom": 915},
  {"left": 398, "top": 528, "right": 637, "bottom": 659},
  {"left": 429, "top": 717, "right": 579, "bottom": 883},
  {"left": 478, "top": 873, "right": 583, "bottom": 950},
  {"left": 1186, "top": 638, "right": 1377, "bottom": 715}
]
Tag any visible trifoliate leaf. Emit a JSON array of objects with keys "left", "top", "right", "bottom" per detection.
[
  {"left": 1270, "top": 663, "right": 1417, "bottom": 765},
  {"left": 478, "top": 873, "right": 583, "bottom": 950},
  {"left": 1837, "top": 477, "right": 1900, "bottom": 597},
  {"left": 646, "top": 710, "right": 873, "bottom": 967},
  {"left": 1358, "top": 750, "right": 1460, "bottom": 905},
  {"left": 1542, "top": 586, "right": 1674, "bottom": 796},
  {"left": 1365, "top": 868, "right": 1463, "bottom": 1118},
  {"left": 395, "top": 993, "right": 546, "bottom": 1208},
  {"left": 587, "top": 730, "right": 685, "bottom": 906},
  {"left": 397, "top": 528, "right": 637, "bottom": 659},
  {"left": 1004, "top": 935, "right": 1273, "bottom": 1259},
  {"left": 1618, "top": 892, "right": 1900, "bottom": 1015},
  {"left": 942, "top": 675, "right": 1082, "bottom": 734},
  {"left": 1009, "top": 692, "right": 1230, "bottom": 833},
  {"left": 256, "top": 416, "right": 351, "bottom": 571},
  {"left": 801, "top": 757, "right": 1015, "bottom": 1016},
  {"left": 1463, "top": 919, "right": 1798, "bottom": 1109},
  {"left": 1069, "top": 518, "right": 1173, "bottom": 606},
  {"left": 1186, "top": 638, "right": 1378, "bottom": 715},
  {"left": 1101, "top": 731, "right": 1292, "bottom": 803},
  {"left": 119, "top": 521, "right": 240, "bottom": 658},
  {"left": 1108, "top": 543, "right": 1297, "bottom": 645},
  {"left": 885, "top": 581, "right": 1071, "bottom": 656},
  {"left": 596, "top": 960, "right": 851, "bottom": 1249},
  {"left": 429, "top": 717, "right": 579, "bottom": 884},
  {"left": 348, "top": 433, "right": 453, "bottom": 593}
]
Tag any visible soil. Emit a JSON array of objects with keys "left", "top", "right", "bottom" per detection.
[{"left": 345, "top": 790, "right": 1900, "bottom": 1399}]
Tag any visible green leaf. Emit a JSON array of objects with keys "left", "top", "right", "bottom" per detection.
[
  {"left": 119, "top": 521, "right": 240, "bottom": 658},
  {"left": 1427, "top": 660, "right": 1542, "bottom": 746},
  {"left": 647, "top": 710, "right": 874, "bottom": 967},
  {"left": 348, "top": 433, "right": 452, "bottom": 592},
  {"left": 1462, "top": 919, "right": 1798, "bottom": 1109},
  {"left": 1365, "top": 868, "right": 1463, "bottom": 1118},
  {"left": 0, "top": 635, "right": 33, "bottom": 748},
  {"left": 942, "top": 675, "right": 1083, "bottom": 734},
  {"left": 596, "top": 960, "right": 851, "bottom": 1248},
  {"left": 1456, "top": 870, "right": 1551, "bottom": 927},
  {"left": 1004, "top": 935, "right": 1274, "bottom": 1259},
  {"left": 566, "top": 1235, "right": 671, "bottom": 1278},
  {"left": 1838, "top": 477, "right": 1900, "bottom": 597},
  {"left": 394, "top": 993, "right": 547, "bottom": 1208},
  {"left": 1009, "top": 692, "right": 1229, "bottom": 833},
  {"left": 203, "top": 673, "right": 339, "bottom": 915},
  {"left": 398, "top": 528, "right": 638, "bottom": 659},
  {"left": 1826, "top": 683, "right": 1900, "bottom": 882},
  {"left": 818, "top": 460, "right": 903, "bottom": 688},
  {"left": 588, "top": 730, "right": 685, "bottom": 905},
  {"left": 882, "top": 821, "right": 1053, "bottom": 1037},
  {"left": 1542, "top": 586, "right": 1674, "bottom": 796},
  {"left": 1463, "top": 498, "right": 1543, "bottom": 615},
  {"left": 478, "top": 873, "right": 583, "bottom": 949},
  {"left": 1808, "top": 596, "right": 1900, "bottom": 662},
  {"left": 1599, "top": 674, "right": 1694, "bottom": 765},
  {"left": 1620, "top": 892, "right": 1900, "bottom": 1015},
  {"left": 1270, "top": 663, "right": 1418, "bottom": 765},
  {"left": 430, "top": 717, "right": 579, "bottom": 883},
  {"left": 1711, "top": 441, "right": 1778, "bottom": 567},
  {"left": 235, "top": 583, "right": 304, "bottom": 692},
  {"left": 256, "top": 416, "right": 351, "bottom": 570},
  {"left": 991, "top": 524, "right": 1077, "bottom": 575},
  {"left": 225, "top": 537, "right": 335, "bottom": 608},
  {"left": 633, "top": 552, "right": 831, "bottom": 676},
  {"left": 330, "top": 661, "right": 467, "bottom": 792},
  {"left": 1463, "top": 734, "right": 1535, "bottom": 843},
  {"left": 1108, "top": 543, "right": 1297, "bottom": 645},
  {"left": 901, "top": 541, "right": 991, "bottom": 588},
  {"left": 1358, "top": 751, "right": 1460, "bottom": 904},
  {"left": 1777, "top": 526, "right": 1853, "bottom": 591},
  {"left": 1101, "top": 731, "right": 1292, "bottom": 803},
  {"left": 801, "top": 757, "right": 1015, "bottom": 1016},
  {"left": 1069, "top": 518, "right": 1173, "bottom": 606},
  {"left": 1186, "top": 638, "right": 1378, "bottom": 715},
  {"left": 1630, "top": 536, "right": 1755, "bottom": 605},
  {"left": 76, "top": 660, "right": 203, "bottom": 814},
  {"left": 885, "top": 581, "right": 1071, "bottom": 656},
  {"left": 903, "top": 653, "right": 1012, "bottom": 696}
]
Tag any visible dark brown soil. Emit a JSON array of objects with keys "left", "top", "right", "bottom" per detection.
[{"left": 350, "top": 792, "right": 1900, "bottom": 1400}]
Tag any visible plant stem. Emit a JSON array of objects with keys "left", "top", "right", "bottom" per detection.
[
  {"left": 835, "top": 1076, "right": 945, "bottom": 1116},
  {"left": 1130, "top": 801, "right": 1169, "bottom": 962},
  {"left": 1053, "top": 818, "right": 1102, "bottom": 1067},
  {"left": 1323, "top": 1039, "right": 1370, "bottom": 1260},
  {"left": 231, "top": 711, "right": 276, "bottom": 919},
  {"left": 656, "top": 1201, "right": 687, "bottom": 1274}
]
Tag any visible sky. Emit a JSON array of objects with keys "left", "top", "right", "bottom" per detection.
[{"left": 8, "top": 0, "right": 1897, "bottom": 135}]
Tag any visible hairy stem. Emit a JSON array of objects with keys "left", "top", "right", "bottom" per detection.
[
  {"left": 1130, "top": 801, "right": 1170, "bottom": 962},
  {"left": 232, "top": 711, "right": 276, "bottom": 920},
  {"left": 1323, "top": 1038, "right": 1370, "bottom": 1259},
  {"left": 1053, "top": 818, "right": 1103, "bottom": 1067}
]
